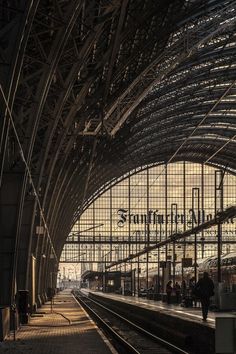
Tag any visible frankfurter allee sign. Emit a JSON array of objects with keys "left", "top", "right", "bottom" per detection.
[{"left": 117, "top": 208, "right": 235, "bottom": 227}]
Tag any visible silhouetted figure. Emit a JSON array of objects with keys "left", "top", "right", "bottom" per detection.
[
  {"left": 189, "top": 277, "right": 197, "bottom": 306},
  {"left": 181, "top": 279, "right": 187, "bottom": 297},
  {"left": 149, "top": 284, "right": 155, "bottom": 299},
  {"left": 166, "top": 280, "right": 173, "bottom": 304},
  {"left": 189, "top": 277, "right": 196, "bottom": 292},
  {"left": 157, "top": 279, "right": 161, "bottom": 293},
  {"left": 174, "top": 282, "right": 181, "bottom": 303},
  {"left": 195, "top": 272, "right": 214, "bottom": 321}
]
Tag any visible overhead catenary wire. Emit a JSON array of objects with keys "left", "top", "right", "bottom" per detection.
[{"left": 204, "top": 133, "right": 236, "bottom": 164}]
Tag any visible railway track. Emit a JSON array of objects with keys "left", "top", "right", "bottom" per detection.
[{"left": 74, "top": 291, "right": 189, "bottom": 354}]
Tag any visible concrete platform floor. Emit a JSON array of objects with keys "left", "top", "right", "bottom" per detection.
[
  {"left": 0, "top": 290, "right": 115, "bottom": 354},
  {"left": 83, "top": 289, "right": 236, "bottom": 328}
]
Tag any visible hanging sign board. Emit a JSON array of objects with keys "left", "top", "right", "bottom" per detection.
[{"left": 182, "top": 258, "right": 193, "bottom": 267}]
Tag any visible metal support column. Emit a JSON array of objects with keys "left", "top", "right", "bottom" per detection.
[
  {"left": 182, "top": 161, "right": 186, "bottom": 282},
  {"left": 192, "top": 187, "right": 200, "bottom": 283},
  {"left": 165, "top": 164, "right": 168, "bottom": 261},
  {"left": 93, "top": 200, "right": 95, "bottom": 270},
  {"left": 201, "top": 164, "right": 205, "bottom": 258},
  {"left": 217, "top": 222, "right": 222, "bottom": 283},
  {"left": 130, "top": 260, "right": 133, "bottom": 295},
  {"left": 215, "top": 170, "right": 224, "bottom": 283},
  {"left": 147, "top": 168, "right": 150, "bottom": 247},
  {"left": 110, "top": 188, "right": 112, "bottom": 263},
  {"left": 146, "top": 251, "right": 149, "bottom": 291},
  {"left": 133, "top": 268, "right": 136, "bottom": 296},
  {"left": 137, "top": 255, "right": 140, "bottom": 296},
  {"left": 157, "top": 246, "right": 160, "bottom": 293},
  {"left": 171, "top": 203, "right": 177, "bottom": 284},
  {"left": 128, "top": 173, "right": 131, "bottom": 256}
]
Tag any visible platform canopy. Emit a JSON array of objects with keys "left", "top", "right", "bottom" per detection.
[{"left": 0, "top": 0, "right": 236, "bottom": 302}]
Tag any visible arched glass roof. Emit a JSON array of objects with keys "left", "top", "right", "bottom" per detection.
[
  {"left": 61, "top": 162, "right": 236, "bottom": 270},
  {"left": 1, "top": 0, "right": 236, "bottom": 263}
]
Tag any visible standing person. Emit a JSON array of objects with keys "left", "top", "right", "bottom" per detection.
[
  {"left": 157, "top": 278, "right": 161, "bottom": 293},
  {"left": 195, "top": 272, "right": 214, "bottom": 321},
  {"left": 189, "top": 277, "right": 197, "bottom": 307},
  {"left": 148, "top": 284, "right": 154, "bottom": 299},
  {"left": 189, "top": 277, "right": 195, "bottom": 292},
  {"left": 166, "top": 280, "right": 173, "bottom": 304},
  {"left": 181, "top": 279, "right": 187, "bottom": 297},
  {"left": 174, "top": 282, "right": 181, "bottom": 303}
]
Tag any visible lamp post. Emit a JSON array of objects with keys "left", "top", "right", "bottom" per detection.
[
  {"left": 215, "top": 169, "right": 224, "bottom": 283},
  {"left": 50, "top": 267, "right": 59, "bottom": 313},
  {"left": 171, "top": 203, "right": 178, "bottom": 284},
  {"left": 192, "top": 188, "right": 200, "bottom": 283},
  {"left": 137, "top": 255, "right": 140, "bottom": 296},
  {"left": 50, "top": 271, "right": 54, "bottom": 313}
]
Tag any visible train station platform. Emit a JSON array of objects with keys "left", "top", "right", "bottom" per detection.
[
  {"left": 0, "top": 289, "right": 115, "bottom": 354},
  {"left": 83, "top": 289, "right": 217, "bottom": 327},
  {"left": 82, "top": 289, "right": 222, "bottom": 353}
]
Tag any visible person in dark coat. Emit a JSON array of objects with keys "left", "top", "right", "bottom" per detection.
[
  {"left": 195, "top": 272, "right": 214, "bottom": 321},
  {"left": 174, "top": 281, "right": 181, "bottom": 303},
  {"left": 181, "top": 279, "right": 187, "bottom": 297},
  {"left": 166, "top": 280, "right": 173, "bottom": 304}
]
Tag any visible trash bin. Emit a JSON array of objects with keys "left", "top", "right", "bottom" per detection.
[
  {"left": 215, "top": 314, "right": 236, "bottom": 354},
  {"left": 219, "top": 292, "right": 236, "bottom": 311},
  {"left": 17, "top": 290, "right": 30, "bottom": 324}
]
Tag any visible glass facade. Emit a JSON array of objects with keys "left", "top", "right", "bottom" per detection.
[{"left": 60, "top": 162, "right": 236, "bottom": 277}]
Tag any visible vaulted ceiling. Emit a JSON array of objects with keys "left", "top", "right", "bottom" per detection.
[{"left": 0, "top": 0, "right": 236, "bottom": 258}]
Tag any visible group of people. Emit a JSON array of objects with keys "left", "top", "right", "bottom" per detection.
[
  {"left": 166, "top": 280, "right": 181, "bottom": 304},
  {"left": 166, "top": 272, "right": 214, "bottom": 321}
]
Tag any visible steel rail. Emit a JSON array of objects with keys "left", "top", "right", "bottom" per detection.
[
  {"left": 76, "top": 292, "right": 189, "bottom": 354},
  {"left": 73, "top": 294, "right": 140, "bottom": 354}
]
